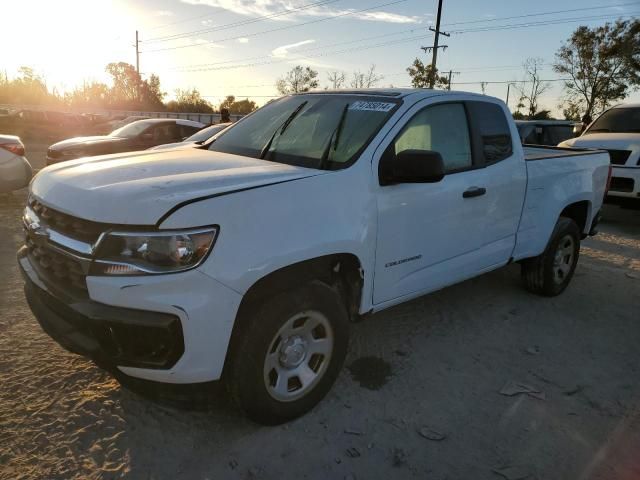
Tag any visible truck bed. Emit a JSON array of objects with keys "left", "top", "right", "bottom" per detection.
[
  {"left": 523, "top": 145, "right": 607, "bottom": 161},
  {"left": 512, "top": 145, "right": 610, "bottom": 262}
]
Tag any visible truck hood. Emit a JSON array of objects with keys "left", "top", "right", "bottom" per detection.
[
  {"left": 560, "top": 132, "right": 640, "bottom": 150},
  {"left": 31, "top": 148, "right": 326, "bottom": 224}
]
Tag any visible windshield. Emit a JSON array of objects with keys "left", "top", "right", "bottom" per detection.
[
  {"left": 209, "top": 95, "right": 400, "bottom": 170},
  {"left": 586, "top": 107, "right": 640, "bottom": 134},
  {"left": 186, "top": 123, "right": 229, "bottom": 143},
  {"left": 109, "top": 120, "right": 155, "bottom": 138}
]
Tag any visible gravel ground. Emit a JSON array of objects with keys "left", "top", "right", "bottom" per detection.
[{"left": 1, "top": 188, "right": 639, "bottom": 480}]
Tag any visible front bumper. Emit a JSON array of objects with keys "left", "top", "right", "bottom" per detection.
[
  {"left": 607, "top": 166, "right": 640, "bottom": 199},
  {"left": 19, "top": 248, "right": 243, "bottom": 384}
]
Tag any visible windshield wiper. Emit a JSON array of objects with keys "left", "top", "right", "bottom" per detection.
[
  {"left": 259, "top": 101, "right": 308, "bottom": 159},
  {"left": 587, "top": 128, "right": 610, "bottom": 133},
  {"left": 318, "top": 103, "right": 349, "bottom": 170}
]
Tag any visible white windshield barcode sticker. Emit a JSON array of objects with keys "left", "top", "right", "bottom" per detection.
[{"left": 348, "top": 101, "right": 395, "bottom": 112}]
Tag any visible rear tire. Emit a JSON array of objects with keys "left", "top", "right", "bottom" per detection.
[
  {"left": 521, "top": 216, "right": 581, "bottom": 297},
  {"left": 226, "top": 281, "right": 349, "bottom": 425}
]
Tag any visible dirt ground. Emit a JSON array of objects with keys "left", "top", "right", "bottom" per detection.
[{"left": 1, "top": 187, "right": 639, "bottom": 480}]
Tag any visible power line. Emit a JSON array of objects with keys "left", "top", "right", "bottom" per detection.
[
  {"left": 172, "top": 28, "right": 431, "bottom": 70},
  {"left": 142, "top": 0, "right": 411, "bottom": 53},
  {"left": 174, "top": 33, "right": 435, "bottom": 73},
  {"left": 442, "top": 1, "right": 640, "bottom": 27},
  {"left": 145, "top": 0, "right": 342, "bottom": 43},
  {"left": 165, "top": 11, "right": 637, "bottom": 74},
  {"left": 449, "top": 12, "right": 640, "bottom": 34},
  {"left": 144, "top": 0, "right": 634, "bottom": 53},
  {"left": 165, "top": 3, "right": 635, "bottom": 72}
]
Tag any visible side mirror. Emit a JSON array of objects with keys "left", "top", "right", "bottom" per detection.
[{"left": 379, "top": 149, "right": 445, "bottom": 185}]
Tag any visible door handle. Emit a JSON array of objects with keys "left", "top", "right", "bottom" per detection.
[{"left": 462, "top": 187, "right": 486, "bottom": 198}]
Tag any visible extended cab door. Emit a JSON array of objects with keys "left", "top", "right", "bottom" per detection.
[
  {"left": 372, "top": 97, "right": 524, "bottom": 305},
  {"left": 465, "top": 101, "right": 527, "bottom": 266}
]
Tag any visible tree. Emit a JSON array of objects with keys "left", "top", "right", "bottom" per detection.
[
  {"left": 530, "top": 109, "right": 552, "bottom": 120},
  {"left": 515, "top": 57, "right": 550, "bottom": 118},
  {"left": 219, "top": 95, "right": 258, "bottom": 115},
  {"left": 276, "top": 66, "right": 319, "bottom": 94},
  {"left": 326, "top": 70, "right": 346, "bottom": 89},
  {"left": 65, "top": 81, "right": 110, "bottom": 108},
  {"left": 141, "top": 74, "right": 165, "bottom": 110},
  {"left": 105, "top": 62, "right": 165, "bottom": 110},
  {"left": 406, "top": 59, "right": 449, "bottom": 89},
  {"left": 350, "top": 65, "right": 383, "bottom": 88},
  {"left": 561, "top": 100, "right": 582, "bottom": 121},
  {"left": 553, "top": 19, "right": 640, "bottom": 120},
  {"left": 166, "top": 88, "right": 213, "bottom": 113}
]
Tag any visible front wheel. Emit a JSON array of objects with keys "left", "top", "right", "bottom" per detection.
[
  {"left": 521, "top": 216, "right": 581, "bottom": 296},
  {"left": 226, "top": 281, "right": 349, "bottom": 424}
]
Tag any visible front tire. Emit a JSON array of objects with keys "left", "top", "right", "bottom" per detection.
[
  {"left": 521, "top": 216, "right": 581, "bottom": 296},
  {"left": 226, "top": 281, "right": 349, "bottom": 425}
]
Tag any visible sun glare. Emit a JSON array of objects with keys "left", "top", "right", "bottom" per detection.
[{"left": 2, "top": 1, "right": 136, "bottom": 93}]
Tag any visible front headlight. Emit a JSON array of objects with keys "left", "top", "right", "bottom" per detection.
[{"left": 91, "top": 227, "right": 218, "bottom": 275}]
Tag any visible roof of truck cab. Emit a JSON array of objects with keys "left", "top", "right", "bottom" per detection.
[
  {"left": 611, "top": 103, "right": 640, "bottom": 109},
  {"left": 296, "top": 88, "right": 494, "bottom": 100}
]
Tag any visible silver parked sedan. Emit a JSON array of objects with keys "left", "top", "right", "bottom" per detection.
[{"left": 0, "top": 135, "right": 33, "bottom": 193}]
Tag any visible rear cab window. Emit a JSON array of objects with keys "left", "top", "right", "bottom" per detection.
[{"left": 465, "top": 101, "right": 513, "bottom": 164}]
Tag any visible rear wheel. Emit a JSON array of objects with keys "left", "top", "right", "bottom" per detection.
[
  {"left": 226, "top": 281, "right": 349, "bottom": 424},
  {"left": 521, "top": 217, "right": 581, "bottom": 296}
]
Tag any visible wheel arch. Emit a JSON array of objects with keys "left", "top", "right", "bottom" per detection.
[
  {"left": 559, "top": 199, "right": 591, "bottom": 235},
  {"left": 222, "top": 253, "right": 364, "bottom": 375}
]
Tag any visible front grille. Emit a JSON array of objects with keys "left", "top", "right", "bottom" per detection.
[
  {"left": 606, "top": 149, "right": 632, "bottom": 165},
  {"left": 609, "top": 177, "right": 635, "bottom": 193},
  {"left": 26, "top": 236, "right": 88, "bottom": 291},
  {"left": 29, "top": 198, "right": 105, "bottom": 243}
]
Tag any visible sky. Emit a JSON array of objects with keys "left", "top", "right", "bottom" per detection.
[{"left": 3, "top": 0, "right": 640, "bottom": 115}]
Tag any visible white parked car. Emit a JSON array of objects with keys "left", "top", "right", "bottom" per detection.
[
  {"left": 19, "top": 89, "right": 609, "bottom": 424},
  {"left": 559, "top": 103, "right": 640, "bottom": 202},
  {"left": 0, "top": 135, "right": 33, "bottom": 193}
]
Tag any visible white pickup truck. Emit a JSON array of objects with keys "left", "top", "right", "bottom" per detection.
[
  {"left": 19, "top": 89, "right": 610, "bottom": 424},
  {"left": 559, "top": 103, "right": 640, "bottom": 202}
]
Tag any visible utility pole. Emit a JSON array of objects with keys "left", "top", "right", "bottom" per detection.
[
  {"left": 134, "top": 30, "right": 140, "bottom": 101},
  {"left": 506, "top": 83, "right": 512, "bottom": 107},
  {"left": 446, "top": 70, "right": 459, "bottom": 90},
  {"left": 135, "top": 31, "right": 140, "bottom": 75},
  {"left": 421, "top": 0, "right": 450, "bottom": 89}
]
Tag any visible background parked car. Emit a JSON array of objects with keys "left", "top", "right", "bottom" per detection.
[
  {"left": 0, "top": 134, "right": 32, "bottom": 193},
  {"left": 559, "top": 103, "right": 640, "bottom": 203},
  {"left": 46, "top": 118, "right": 205, "bottom": 165},
  {"left": 516, "top": 120, "right": 579, "bottom": 146},
  {"left": 109, "top": 115, "right": 150, "bottom": 130},
  {"left": 148, "top": 122, "right": 232, "bottom": 151}
]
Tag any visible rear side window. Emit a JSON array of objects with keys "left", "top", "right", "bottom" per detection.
[
  {"left": 179, "top": 125, "right": 201, "bottom": 138},
  {"left": 466, "top": 102, "right": 513, "bottom": 164}
]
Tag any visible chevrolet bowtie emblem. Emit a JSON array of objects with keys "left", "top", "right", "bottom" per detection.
[{"left": 27, "top": 221, "right": 49, "bottom": 246}]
